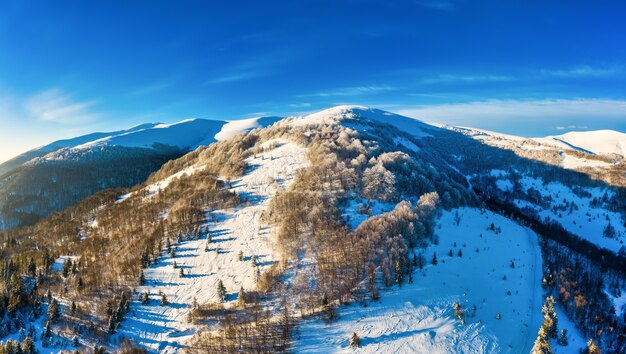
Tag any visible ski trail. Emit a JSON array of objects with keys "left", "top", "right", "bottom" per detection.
[
  {"left": 120, "top": 139, "right": 308, "bottom": 353},
  {"left": 521, "top": 227, "right": 543, "bottom": 353}
]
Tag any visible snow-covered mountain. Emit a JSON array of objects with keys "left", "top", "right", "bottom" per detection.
[
  {"left": 0, "top": 116, "right": 281, "bottom": 230},
  {"left": 0, "top": 106, "right": 623, "bottom": 354}
]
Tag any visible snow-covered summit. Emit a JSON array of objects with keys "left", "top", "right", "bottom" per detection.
[
  {"left": 292, "top": 105, "right": 433, "bottom": 137},
  {"left": 71, "top": 118, "right": 227, "bottom": 152},
  {"left": 214, "top": 116, "right": 283, "bottom": 141},
  {"left": 39, "top": 117, "right": 281, "bottom": 160}
]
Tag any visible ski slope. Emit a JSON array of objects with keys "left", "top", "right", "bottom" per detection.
[
  {"left": 295, "top": 208, "right": 543, "bottom": 354},
  {"left": 120, "top": 139, "right": 308, "bottom": 353}
]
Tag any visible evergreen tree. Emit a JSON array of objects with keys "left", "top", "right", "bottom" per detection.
[
  {"left": 417, "top": 253, "right": 425, "bottom": 269},
  {"left": 61, "top": 259, "right": 72, "bottom": 278},
  {"left": 27, "top": 259, "right": 36, "bottom": 278},
  {"left": 458, "top": 249, "right": 463, "bottom": 257},
  {"left": 541, "top": 296, "right": 558, "bottom": 339},
  {"left": 238, "top": 251, "right": 244, "bottom": 261},
  {"left": 44, "top": 321, "right": 52, "bottom": 339},
  {"left": 531, "top": 326, "right": 553, "bottom": 354},
  {"left": 108, "top": 315, "right": 116, "bottom": 334},
  {"left": 47, "top": 299, "right": 60, "bottom": 323},
  {"left": 432, "top": 252, "right": 438, "bottom": 266},
  {"left": 160, "top": 293, "right": 169, "bottom": 306},
  {"left": 139, "top": 270, "right": 145, "bottom": 285},
  {"left": 217, "top": 280, "right": 226, "bottom": 302},
  {"left": 557, "top": 329, "right": 568, "bottom": 346},
  {"left": 586, "top": 339, "right": 600, "bottom": 354},
  {"left": 395, "top": 261, "right": 403, "bottom": 286},
  {"left": 603, "top": 223, "right": 616, "bottom": 238},
  {"left": 350, "top": 332, "right": 360, "bottom": 348},
  {"left": 77, "top": 276, "right": 84, "bottom": 291},
  {"left": 179, "top": 268, "right": 184, "bottom": 277},
  {"left": 21, "top": 337, "right": 35, "bottom": 354},
  {"left": 237, "top": 286, "right": 246, "bottom": 308}
]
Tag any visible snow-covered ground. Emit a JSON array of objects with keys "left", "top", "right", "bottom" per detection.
[
  {"left": 551, "top": 304, "right": 586, "bottom": 353},
  {"left": 507, "top": 176, "right": 625, "bottom": 253},
  {"left": 214, "top": 116, "right": 282, "bottom": 141},
  {"left": 561, "top": 153, "right": 613, "bottom": 169},
  {"left": 292, "top": 105, "right": 433, "bottom": 138},
  {"left": 541, "top": 130, "right": 626, "bottom": 157},
  {"left": 295, "top": 208, "right": 543, "bottom": 353},
  {"left": 119, "top": 139, "right": 308, "bottom": 353}
]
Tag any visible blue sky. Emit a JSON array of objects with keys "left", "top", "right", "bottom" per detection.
[{"left": 1, "top": 0, "right": 625, "bottom": 161}]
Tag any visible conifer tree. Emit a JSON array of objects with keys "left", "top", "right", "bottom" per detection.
[
  {"left": 350, "top": 332, "right": 360, "bottom": 348},
  {"left": 48, "top": 299, "right": 60, "bottom": 323},
  {"left": 541, "top": 296, "right": 558, "bottom": 339},
  {"left": 531, "top": 326, "right": 553, "bottom": 354},
  {"left": 557, "top": 329, "right": 568, "bottom": 346},
  {"left": 395, "top": 261, "right": 403, "bottom": 286},
  {"left": 432, "top": 252, "right": 438, "bottom": 266},
  {"left": 237, "top": 286, "right": 246, "bottom": 308},
  {"left": 586, "top": 339, "right": 600, "bottom": 354},
  {"left": 217, "top": 280, "right": 226, "bottom": 302}
]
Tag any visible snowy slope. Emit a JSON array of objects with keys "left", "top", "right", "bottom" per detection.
[
  {"left": 71, "top": 117, "right": 281, "bottom": 153},
  {"left": 540, "top": 130, "right": 626, "bottom": 156},
  {"left": 120, "top": 139, "right": 309, "bottom": 353},
  {"left": 508, "top": 175, "right": 625, "bottom": 253},
  {"left": 0, "top": 123, "right": 159, "bottom": 175},
  {"left": 4, "top": 116, "right": 282, "bottom": 167},
  {"left": 214, "top": 116, "right": 283, "bottom": 141},
  {"left": 71, "top": 119, "right": 225, "bottom": 151},
  {"left": 295, "top": 208, "right": 543, "bottom": 353}
]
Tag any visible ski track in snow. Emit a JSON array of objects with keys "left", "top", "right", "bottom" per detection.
[{"left": 120, "top": 139, "right": 308, "bottom": 353}]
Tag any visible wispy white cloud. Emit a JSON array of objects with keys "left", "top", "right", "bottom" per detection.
[
  {"left": 540, "top": 65, "right": 623, "bottom": 78},
  {"left": 394, "top": 99, "right": 626, "bottom": 134},
  {"left": 299, "top": 85, "right": 397, "bottom": 98},
  {"left": 397, "top": 99, "right": 626, "bottom": 121},
  {"left": 288, "top": 102, "right": 312, "bottom": 108},
  {"left": 556, "top": 125, "right": 588, "bottom": 130},
  {"left": 204, "top": 71, "right": 264, "bottom": 85},
  {"left": 420, "top": 74, "right": 514, "bottom": 84},
  {"left": 25, "top": 88, "right": 99, "bottom": 124}
]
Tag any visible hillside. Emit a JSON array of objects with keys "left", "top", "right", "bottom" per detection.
[
  {"left": 296, "top": 207, "right": 544, "bottom": 353},
  {"left": 445, "top": 126, "right": 626, "bottom": 188},
  {"left": 0, "top": 106, "right": 624, "bottom": 353},
  {"left": 0, "top": 117, "right": 279, "bottom": 231}
]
